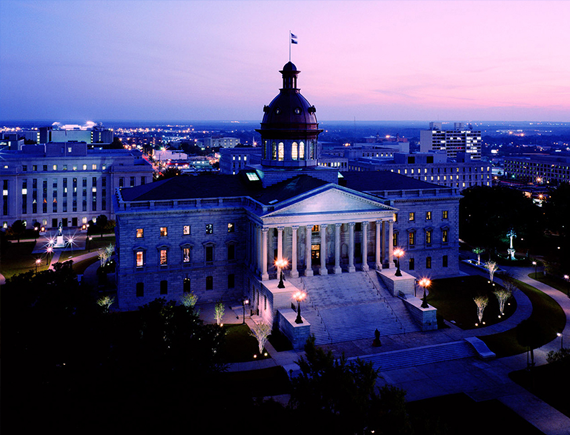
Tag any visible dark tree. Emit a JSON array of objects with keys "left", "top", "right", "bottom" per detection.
[
  {"left": 154, "top": 167, "right": 181, "bottom": 181},
  {"left": 96, "top": 214, "right": 108, "bottom": 237},
  {"left": 7, "top": 219, "right": 26, "bottom": 242}
]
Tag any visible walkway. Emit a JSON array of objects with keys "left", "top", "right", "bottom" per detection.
[{"left": 217, "top": 261, "right": 570, "bottom": 435}]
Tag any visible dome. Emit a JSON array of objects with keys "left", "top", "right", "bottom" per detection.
[{"left": 282, "top": 61, "right": 297, "bottom": 71}]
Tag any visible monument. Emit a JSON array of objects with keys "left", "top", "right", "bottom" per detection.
[
  {"left": 507, "top": 229, "right": 516, "bottom": 260},
  {"left": 53, "top": 222, "right": 66, "bottom": 248}
]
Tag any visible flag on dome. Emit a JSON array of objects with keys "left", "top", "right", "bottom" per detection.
[{"left": 291, "top": 32, "right": 298, "bottom": 44}]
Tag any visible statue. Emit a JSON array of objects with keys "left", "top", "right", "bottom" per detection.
[
  {"left": 372, "top": 328, "right": 381, "bottom": 347},
  {"left": 507, "top": 229, "right": 516, "bottom": 260},
  {"left": 57, "top": 221, "right": 63, "bottom": 236},
  {"left": 54, "top": 221, "right": 65, "bottom": 248}
]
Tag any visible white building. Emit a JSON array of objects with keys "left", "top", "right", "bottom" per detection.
[
  {"left": 420, "top": 122, "right": 482, "bottom": 160},
  {"left": 1, "top": 143, "right": 153, "bottom": 230}
]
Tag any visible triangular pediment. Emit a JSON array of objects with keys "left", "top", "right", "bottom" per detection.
[{"left": 263, "top": 185, "right": 395, "bottom": 219}]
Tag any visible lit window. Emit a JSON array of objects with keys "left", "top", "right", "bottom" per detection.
[
  {"left": 312, "top": 225, "right": 320, "bottom": 232},
  {"left": 136, "top": 251, "right": 144, "bottom": 267},
  {"left": 299, "top": 141, "right": 305, "bottom": 159},
  {"left": 278, "top": 142, "right": 284, "bottom": 161},
  {"left": 442, "top": 229, "right": 449, "bottom": 243},
  {"left": 206, "top": 224, "right": 213, "bottom": 234},
  {"left": 409, "top": 232, "right": 415, "bottom": 246},
  {"left": 183, "top": 247, "right": 191, "bottom": 263},
  {"left": 183, "top": 225, "right": 190, "bottom": 235},
  {"left": 442, "top": 210, "right": 448, "bottom": 219},
  {"left": 292, "top": 142, "right": 298, "bottom": 160},
  {"left": 83, "top": 164, "right": 87, "bottom": 170},
  {"left": 160, "top": 249, "right": 168, "bottom": 265},
  {"left": 227, "top": 223, "right": 234, "bottom": 233},
  {"left": 426, "top": 211, "right": 432, "bottom": 220},
  {"left": 160, "top": 227, "right": 168, "bottom": 237},
  {"left": 409, "top": 212, "right": 415, "bottom": 221},
  {"left": 136, "top": 228, "right": 144, "bottom": 238},
  {"left": 426, "top": 230, "right": 432, "bottom": 244}
]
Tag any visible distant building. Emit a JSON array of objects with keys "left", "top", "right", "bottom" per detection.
[
  {"left": 23, "top": 123, "right": 114, "bottom": 145},
  {"left": 504, "top": 155, "right": 570, "bottom": 185},
  {"left": 346, "top": 152, "right": 492, "bottom": 191},
  {"left": 1, "top": 143, "right": 153, "bottom": 230},
  {"left": 219, "top": 147, "right": 261, "bottom": 174},
  {"left": 420, "top": 122, "right": 481, "bottom": 160},
  {"left": 203, "top": 136, "right": 240, "bottom": 148}
]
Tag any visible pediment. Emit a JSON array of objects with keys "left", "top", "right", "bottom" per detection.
[{"left": 263, "top": 186, "right": 395, "bottom": 219}]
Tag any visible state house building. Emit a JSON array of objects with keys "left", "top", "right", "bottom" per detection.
[{"left": 114, "top": 62, "right": 461, "bottom": 318}]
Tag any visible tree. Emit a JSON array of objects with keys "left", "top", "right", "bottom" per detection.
[
  {"left": 472, "top": 247, "right": 485, "bottom": 265},
  {"left": 96, "top": 214, "right": 108, "bottom": 238},
  {"left": 493, "top": 287, "right": 512, "bottom": 316},
  {"left": 214, "top": 301, "right": 225, "bottom": 325},
  {"left": 516, "top": 319, "right": 543, "bottom": 369},
  {"left": 250, "top": 321, "right": 271, "bottom": 354},
  {"left": 7, "top": 219, "right": 26, "bottom": 242},
  {"left": 485, "top": 260, "right": 498, "bottom": 282},
  {"left": 473, "top": 295, "right": 489, "bottom": 325}
]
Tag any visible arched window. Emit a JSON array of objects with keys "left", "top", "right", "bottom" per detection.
[
  {"left": 292, "top": 142, "right": 298, "bottom": 160},
  {"left": 278, "top": 142, "right": 284, "bottom": 161},
  {"left": 272, "top": 142, "right": 277, "bottom": 159},
  {"left": 299, "top": 141, "right": 305, "bottom": 159},
  {"left": 183, "top": 278, "right": 191, "bottom": 293}
]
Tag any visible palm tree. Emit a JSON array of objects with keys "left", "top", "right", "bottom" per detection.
[{"left": 472, "top": 247, "right": 485, "bottom": 265}]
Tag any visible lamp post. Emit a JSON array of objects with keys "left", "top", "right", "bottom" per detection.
[
  {"left": 35, "top": 258, "right": 41, "bottom": 273},
  {"left": 294, "top": 291, "right": 306, "bottom": 324},
  {"left": 46, "top": 246, "right": 53, "bottom": 266},
  {"left": 393, "top": 248, "right": 404, "bottom": 277},
  {"left": 419, "top": 278, "right": 431, "bottom": 308},
  {"left": 557, "top": 332, "right": 563, "bottom": 350},
  {"left": 242, "top": 298, "right": 249, "bottom": 324},
  {"left": 276, "top": 259, "right": 288, "bottom": 288},
  {"left": 532, "top": 261, "right": 537, "bottom": 279},
  {"left": 88, "top": 236, "right": 93, "bottom": 252},
  {"left": 564, "top": 275, "right": 569, "bottom": 298}
]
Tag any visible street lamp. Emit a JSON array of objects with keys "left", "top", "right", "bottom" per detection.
[
  {"left": 275, "top": 259, "right": 288, "bottom": 288},
  {"left": 564, "top": 275, "right": 569, "bottom": 298},
  {"left": 418, "top": 278, "right": 431, "bottom": 308},
  {"left": 557, "top": 332, "right": 563, "bottom": 350},
  {"left": 46, "top": 246, "right": 53, "bottom": 266},
  {"left": 293, "top": 291, "right": 306, "bottom": 324},
  {"left": 242, "top": 298, "right": 249, "bottom": 324},
  {"left": 532, "top": 261, "right": 537, "bottom": 278},
  {"left": 35, "top": 258, "right": 41, "bottom": 273},
  {"left": 88, "top": 236, "right": 93, "bottom": 252},
  {"left": 393, "top": 248, "right": 404, "bottom": 277}
]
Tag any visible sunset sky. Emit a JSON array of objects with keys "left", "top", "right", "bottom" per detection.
[{"left": 1, "top": 0, "right": 569, "bottom": 122}]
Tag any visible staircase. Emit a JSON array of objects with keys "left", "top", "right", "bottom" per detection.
[
  {"left": 288, "top": 271, "right": 421, "bottom": 345},
  {"left": 356, "top": 341, "right": 477, "bottom": 372}
]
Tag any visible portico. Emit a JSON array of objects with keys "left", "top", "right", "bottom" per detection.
[{"left": 249, "top": 184, "right": 398, "bottom": 280}]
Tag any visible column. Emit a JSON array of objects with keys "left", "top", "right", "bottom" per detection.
[
  {"left": 375, "top": 220, "right": 382, "bottom": 270},
  {"left": 319, "top": 224, "right": 328, "bottom": 275},
  {"left": 256, "top": 225, "right": 262, "bottom": 274},
  {"left": 361, "top": 221, "right": 369, "bottom": 271},
  {"left": 291, "top": 226, "right": 299, "bottom": 278},
  {"left": 334, "top": 223, "right": 342, "bottom": 274},
  {"left": 387, "top": 220, "right": 394, "bottom": 269},
  {"left": 305, "top": 225, "right": 313, "bottom": 276},
  {"left": 348, "top": 222, "right": 355, "bottom": 273},
  {"left": 261, "top": 228, "right": 269, "bottom": 280},
  {"left": 277, "top": 226, "right": 284, "bottom": 263}
]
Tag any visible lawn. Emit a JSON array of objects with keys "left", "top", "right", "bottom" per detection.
[
  {"left": 529, "top": 272, "right": 570, "bottom": 297},
  {"left": 1, "top": 241, "right": 44, "bottom": 279},
  {"left": 221, "top": 323, "right": 271, "bottom": 362},
  {"left": 426, "top": 275, "right": 517, "bottom": 330},
  {"left": 478, "top": 279, "right": 566, "bottom": 357}
]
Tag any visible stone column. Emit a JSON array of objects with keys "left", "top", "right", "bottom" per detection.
[
  {"left": 277, "top": 226, "right": 284, "bottom": 263},
  {"left": 334, "top": 223, "right": 342, "bottom": 274},
  {"left": 375, "top": 220, "right": 382, "bottom": 270},
  {"left": 291, "top": 226, "right": 299, "bottom": 278},
  {"left": 256, "top": 225, "right": 262, "bottom": 274},
  {"left": 261, "top": 228, "right": 269, "bottom": 280},
  {"left": 348, "top": 222, "right": 355, "bottom": 273},
  {"left": 319, "top": 224, "right": 328, "bottom": 275},
  {"left": 305, "top": 225, "right": 313, "bottom": 276},
  {"left": 387, "top": 220, "right": 394, "bottom": 269},
  {"left": 361, "top": 221, "right": 369, "bottom": 271}
]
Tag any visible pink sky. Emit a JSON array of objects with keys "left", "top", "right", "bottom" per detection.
[{"left": 1, "top": 0, "right": 569, "bottom": 122}]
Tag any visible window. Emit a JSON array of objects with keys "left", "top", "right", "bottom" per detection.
[
  {"left": 136, "top": 228, "right": 144, "bottom": 238},
  {"left": 443, "top": 255, "right": 448, "bottom": 268},
  {"left": 160, "top": 227, "right": 168, "bottom": 237},
  {"left": 160, "top": 249, "right": 168, "bottom": 265},
  {"left": 136, "top": 251, "right": 144, "bottom": 267},
  {"left": 355, "top": 223, "right": 362, "bottom": 231},
  {"left": 278, "top": 142, "right": 284, "bottom": 161},
  {"left": 394, "top": 213, "right": 398, "bottom": 222},
  {"left": 136, "top": 282, "right": 144, "bottom": 297},
  {"left": 426, "top": 211, "right": 432, "bottom": 220},
  {"left": 183, "top": 247, "right": 191, "bottom": 263},
  {"left": 206, "top": 276, "right": 213, "bottom": 290},
  {"left": 426, "top": 257, "right": 432, "bottom": 269},
  {"left": 393, "top": 232, "right": 398, "bottom": 247},
  {"left": 183, "top": 278, "right": 191, "bottom": 293},
  {"left": 409, "top": 258, "right": 415, "bottom": 271},
  {"left": 227, "top": 222, "right": 234, "bottom": 233},
  {"left": 442, "top": 210, "right": 448, "bottom": 219},
  {"left": 228, "top": 274, "right": 235, "bottom": 289},
  {"left": 426, "top": 230, "right": 432, "bottom": 245},
  {"left": 206, "top": 246, "right": 214, "bottom": 262},
  {"left": 408, "top": 232, "right": 415, "bottom": 246},
  {"left": 183, "top": 225, "right": 190, "bottom": 235},
  {"left": 228, "top": 244, "right": 235, "bottom": 261},
  {"left": 312, "top": 225, "right": 320, "bottom": 232},
  {"left": 160, "top": 280, "right": 168, "bottom": 295},
  {"left": 409, "top": 212, "right": 415, "bottom": 221},
  {"left": 292, "top": 142, "right": 298, "bottom": 160},
  {"left": 206, "top": 223, "right": 213, "bottom": 234},
  {"left": 442, "top": 229, "right": 449, "bottom": 243}
]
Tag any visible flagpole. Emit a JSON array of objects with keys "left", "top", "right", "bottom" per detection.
[{"left": 289, "top": 30, "right": 291, "bottom": 62}]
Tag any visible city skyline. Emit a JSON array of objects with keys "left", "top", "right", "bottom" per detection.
[{"left": 1, "top": 0, "right": 569, "bottom": 123}]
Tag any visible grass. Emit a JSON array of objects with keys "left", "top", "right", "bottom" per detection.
[
  {"left": 220, "top": 366, "right": 291, "bottom": 398},
  {"left": 509, "top": 360, "right": 570, "bottom": 418},
  {"left": 478, "top": 278, "right": 566, "bottom": 357},
  {"left": 529, "top": 272, "right": 570, "bottom": 297},
  {"left": 221, "top": 323, "right": 271, "bottom": 363},
  {"left": 426, "top": 275, "right": 517, "bottom": 330},
  {"left": 1, "top": 241, "right": 42, "bottom": 279}
]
